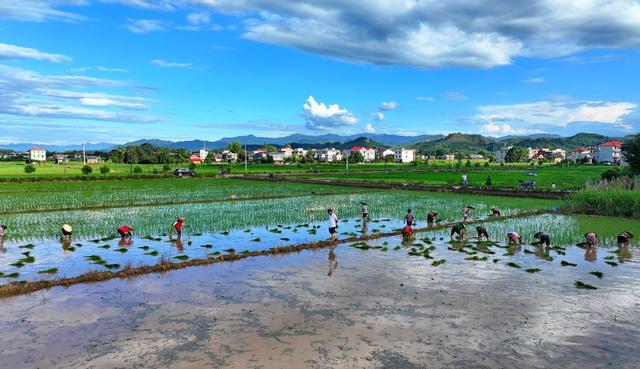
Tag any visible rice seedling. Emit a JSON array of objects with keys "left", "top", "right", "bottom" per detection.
[
  {"left": 98, "top": 245, "right": 110, "bottom": 249},
  {"left": 223, "top": 248, "right": 235, "bottom": 253},
  {"left": 3, "top": 272, "right": 19, "bottom": 278},
  {"left": 525, "top": 268, "right": 541, "bottom": 273},
  {"left": 560, "top": 261, "right": 577, "bottom": 267},
  {"left": 144, "top": 251, "right": 159, "bottom": 256},
  {"left": 575, "top": 281, "right": 597, "bottom": 290},
  {"left": 432, "top": 259, "right": 446, "bottom": 266},
  {"left": 114, "top": 248, "right": 128, "bottom": 253},
  {"left": 18, "top": 244, "right": 35, "bottom": 249},
  {"left": 589, "top": 271, "right": 603, "bottom": 279},
  {"left": 280, "top": 238, "right": 290, "bottom": 241},
  {"left": 174, "top": 255, "right": 189, "bottom": 260},
  {"left": 507, "top": 262, "right": 521, "bottom": 268},
  {"left": 465, "top": 256, "right": 488, "bottom": 261},
  {"left": 139, "top": 246, "right": 150, "bottom": 250},
  {"left": 208, "top": 251, "right": 221, "bottom": 256},
  {"left": 37, "top": 268, "right": 58, "bottom": 275},
  {"left": 104, "top": 263, "right": 120, "bottom": 269},
  {"left": 605, "top": 261, "right": 618, "bottom": 267},
  {"left": 200, "top": 244, "right": 213, "bottom": 248},
  {"left": 251, "top": 238, "right": 261, "bottom": 242}
]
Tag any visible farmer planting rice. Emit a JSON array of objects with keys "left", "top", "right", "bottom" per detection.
[
  {"left": 327, "top": 209, "right": 338, "bottom": 242},
  {"left": 533, "top": 232, "right": 551, "bottom": 246},
  {"left": 507, "top": 231, "right": 522, "bottom": 244},
  {"left": 427, "top": 211, "right": 438, "bottom": 227},
  {"left": 491, "top": 207, "right": 501, "bottom": 216},
  {"left": 401, "top": 224, "right": 413, "bottom": 237},
  {"left": 617, "top": 231, "right": 634, "bottom": 247},
  {"left": 117, "top": 225, "right": 134, "bottom": 238},
  {"left": 463, "top": 205, "right": 474, "bottom": 222},
  {"left": 584, "top": 232, "right": 599, "bottom": 246},
  {"left": 61, "top": 224, "right": 73, "bottom": 241},
  {"left": 475, "top": 225, "right": 489, "bottom": 240},
  {"left": 0, "top": 224, "right": 6, "bottom": 239},
  {"left": 404, "top": 209, "right": 415, "bottom": 226},
  {"left": 170, "top": 217, "right": 185, "bottom": 236},
  {"left": 450, "top": 222, "right": 466, "bottom": 240},
  {"left": 360, "top": 201, "right": 368, "bottom": 219}
]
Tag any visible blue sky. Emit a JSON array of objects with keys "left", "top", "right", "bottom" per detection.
[{"left": 0, "top": 0, "right": 639, "bottom": 144}]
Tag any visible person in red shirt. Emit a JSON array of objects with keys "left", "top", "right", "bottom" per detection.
[
  {"left": 117, "top": 225, "right": 133, "bottom": 237},
  {"left": 170, "top": 217, "right": 185, "bottom": 236}
]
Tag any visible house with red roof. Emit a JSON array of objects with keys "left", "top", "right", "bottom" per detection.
[
  {"left": 596, "top": 141, "right": 623, "bottom": 164},
  {"left": 29, "top": 147, "right": 47, "bottom": 162},
  {"left": 189, "top": 155, "right": 202, "bottom": 164},
  {"left": 344, "top": 146, "right": 376, "bottom": 162},
  {"left": 567, "top": 147, "right": 592, "bottom": 162}
]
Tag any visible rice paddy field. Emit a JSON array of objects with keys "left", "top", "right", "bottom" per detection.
[
  {"left": 299, "top": 166, "right": 609, "bottom": 190},
  {"left": 1, "top": 178, "right": 638, "bottom": 369}
]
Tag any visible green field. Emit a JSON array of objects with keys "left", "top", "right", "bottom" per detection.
[{"left": 299, "top": 166, "right": 609, "bottom": 190}]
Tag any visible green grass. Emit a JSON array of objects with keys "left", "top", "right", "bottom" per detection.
[
  {"left": 299, "top": 166, "right": 608, "bottom": 190},
  {"left": 566, "top": 189, "right": 640, "bottom": 218}
]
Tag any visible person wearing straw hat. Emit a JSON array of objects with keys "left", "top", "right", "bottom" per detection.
[
  {"left": 490, "top": 207, "right": 501, "bottom": 217},
  {"left": 61, "top": 224, "right": 73, "bottom": 241},
  {"left": 117, "top": 225, "right": 134, "bottom": 238},
  {"left": 170, "top": 217, "right": 185, "bottom": 236},
  {"left": 463, "top": 205, "right": 475, "bottom": 222},
  {"left": 450, "top": 222, "right": 466, "bottom": 240},
  {"left": 584, "top": 232, "right": 599, "bottom": 247},
  {"left": 507, "top": 231, "right": 521, "bottom": 244},
  {"left": 617, "top": 231, "right": 634, "bottom": 247},
  {"left": 427, "top": 211, "right": 438, "bottom": 228},
  {"left": 360, "top": 201, "right": 368, "bottom": 219}
]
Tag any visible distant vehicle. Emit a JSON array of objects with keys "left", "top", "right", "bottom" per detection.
[{"left": 174, "top": 168, "right": 196, "bottom": 177}]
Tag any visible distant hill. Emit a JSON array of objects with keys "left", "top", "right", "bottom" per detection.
[
  {"left": 500, "top": 133, "right": 618, "bottom": 149},
  {"left": 413, "top": 133, "right": 499, "bottom": 154}
]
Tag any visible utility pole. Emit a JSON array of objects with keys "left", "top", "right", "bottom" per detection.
[
  {"left": 346, "top": 153, "right": 349, "bottom": 174},
  {"left": 82, "top": 142, "right": 86, "bottom": 165},
  {"left": 244, "top": 144, "right": 248, "bottom": 174}
]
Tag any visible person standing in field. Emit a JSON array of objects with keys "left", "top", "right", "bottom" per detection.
[
  {"left": 486, "top": 176, "right": 492, "bottom": 187},
  {"left": 361, "top": 201, "right": 368, "bottom": 219},
  {"left": 462, "top": 205, "right": 474, "bottom": 222},
  {"left": 404, "top": 209, "right": 415, "bottom": 226},
  {"left": 327, "top": 209, "right": 339, "bottom": 242},
  {"left": 170, "top": 217, "right": 185, "bottom": 236},
  {"left": 462, "top": 173, "right": 468, "bottom": 186},
  {"left": 427, "top": 211, "right": 438, "bottom": 227},
  {"left": 61, "top": 224, "right": 73, "bottom": 241},
  {"left": 0, "top": 225, "right": 6, "bottom": 239}
]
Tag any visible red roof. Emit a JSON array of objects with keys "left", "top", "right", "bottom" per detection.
[
  {"left": 600, "top": 141, "right": 623, "bottom": 147},
  {"left": 573, "top": 147, "right": 590, "bottom": 152},
  {"left": 30, "top": 147, "right": 45, "bottom": 151},
  {"left": 189, "top": 155, "right": 202, "bottom": 163},
  {"left": 351, "top": 146, "right": 364, "bottom": 151}
]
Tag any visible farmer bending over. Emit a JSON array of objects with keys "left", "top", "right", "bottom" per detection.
[
  {"left": 450, "top": 222, "right": 466, "bottom": 240},
  {"left": 476, "top": 226, "right": 489, "bottom": 240},
  {"left": 617, "top": 231, "right": 634, "bottom": 247},
  {"left": 427, "top": 211, "right": 438, "bottom": 227},
  {"left": 118, "top": 225, "right": 134, "bottom": 238},
  {"left": 463, "top": 205, "right": 474, "bottom": 222},
  {"left": 0, "top": 225, "right": 6, "bottom": 239},
  {"left": 170, "top": 217, "right": 185, "bottom": 236},
  {"left": 61, "top": 224, "right": 73, "bottom": 241},
  {"left": 584, "top": 232, "right": 599, "bottom": 247},
  {"left": 534, "top": 232, "right": 551, "bottom": 246},
  {"left": 507, "top": 231, "right": 521, "bottom": 244},
  {"left": 361, "top": 201, "right": 368, "bottom": 219},
  {"left": 490, "top": 207, "right": 501, "bottom": 217}
]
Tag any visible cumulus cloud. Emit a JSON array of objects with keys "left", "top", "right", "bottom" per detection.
[
  {"left": 187, "top": 12, "right": 210, "bottom": 25},
  {"left": 474, "top": 100, "right": 638, "bottom": 135},
  {"left": 444, "top": 91, "right": 469, "bottom": 101},
  {"left": 70, "top": 66, "right": 128, "bottom": 73},
  {"left": 364, "top": 123, "right": 376, "bottom": 133},
  {"left": 374, "top": 112, "right": 385, "bottom": 121},
  {"left": 379, "top": 101, "right": 398, "bottom": 111},
  {"left": 151, "top": 59, "right": 193, "bottom": 68},
  {"left": 416, "top": 96, "right": 435, "bottom": 102},
  {"left": 302, "top": 96, "right": 357, "bottom": 130},
  {"left": 0, "top": 0, "right": 86, "bottom": 22},
  {"left": 0, "top": 43, "right": 72, "bottom": 63},
  {"left": 523, "top": 77, "right": 545, "bottom": 84}
]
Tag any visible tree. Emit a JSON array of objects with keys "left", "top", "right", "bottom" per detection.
[
  {"left": 262, "top": 144, "right": 277, "bottom": 153},
  {"left": 133, "top": 166, "right": 143, "bottom": 173},
  {"left": 227, "top": 141, "right": 242, "bottom": 154},
  {"left": 348, "top": 151, "right": 365, "bottom": 163},
  {"left": 81, "top": 165, "right": 93, "bottom": 175},
  {"left": 24, "top": 164, "right": 36, "bottom": 174},
  {"left": 623, "top": 134, "right": 640, "bottom": 175},
  {"left": 99, "top": 165, "right": 110, "bottom": 174},
  {"left": 505, "top": 146, "right": 528, "bottom": 163},
  {"left": 162, "top": 164, "right": 172, "bottom": 172}
]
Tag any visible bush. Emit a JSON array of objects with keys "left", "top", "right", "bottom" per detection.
[
  {"left": 465, "top": 160, "right": 472, "bottom": 167},
  {"left": 484, "top": 162, "right": 490, "bottom": 167},
  {"left": 133, "top": 166, "right": 143, "bottom": 174},
  {"left": 474, "top": 162, "right": 481, "bottom": 167},
  {"left": 188, "top": 162, "right": 197, "bottom": 170},
  {"left": 601, "top": 168, "right": 622, "bottom": 181},
  {"left": 81, "top": 165, "right": 93, "bottom": 175},
  {"left": 99, "top": 165, "right": 110, "bottom": 174},
  {"left": 24, "top": 164, "right": 36, "bottom": 174},
  {"left": 162, "top": 164, "right": 171, "bottom": 171}
]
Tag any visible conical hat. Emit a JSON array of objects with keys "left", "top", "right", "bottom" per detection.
[{"left": 62, "top": 224, "right": 73, "bottom": 233}]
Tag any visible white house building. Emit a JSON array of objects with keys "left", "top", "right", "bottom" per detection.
[
  {"left": 568, "top": 148, "right": 592, "bottom": 162},
  {"left": 494, "top": 146, "right": 513, "bottom": 162},
  {"left": 29, "top": 147, "right": 47, "bottom": 162},
  {"left": 198, "top": 149, "right": 209, "bottom": 162},
  {"left": 596, "top": 141, "right": 623, "bottom": 164},
  {"left": 222, "top": 150, "right": 238, "bottom": 162},
  {"left": 376, "top": 148, "right": 395, "bottom": 160},
  {"left": 316, "top": 148, "right": 342, "bottom": 162},
  {"left": 345, "top": 147, "right": 376, "bottom": 162},
  {"left": 394, "top": 148, "right": 416, "bottom": 163}
]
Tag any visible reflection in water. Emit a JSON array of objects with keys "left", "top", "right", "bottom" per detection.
[
  {"left": 534, "top": 244, "right": 545, "bottom": 258},
  {"left": 584, "top": 246, "right": 597, "bottom": 262},
  {"left": 327, "top": 247, "right": 338, "bottom": 276},
  {"left": 508, "top": 244, "right": 522, "bottom": 256},
  {"left": 60, "top": 238, "right": 72, "bottom": 253},
  {"left": 0, "top": 237, "right": 5, "bottom": 253},
  {"left": 401, "top": 234, "right": 415, "bottom": 247},
  {"left": 175, "top": 235, "right": 184, "bottom": 252},
  {"left": 118, "top": 236, "right": 133, "bottom": 247},
  {"left": 618, "top": 246, "right": 632, "bottom": 260},
  {"left": 360, "top": 219, "right": 368, "bottom": 238}
]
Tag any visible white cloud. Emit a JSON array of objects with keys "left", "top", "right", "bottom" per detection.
[
  {"left": 302, "top": 96, "right": 357, "bottom": 130},
  {"left": 379, "top": 101, "right": 398, "bottom": 111},
  {"left": 70, "top": 66, "right": 128, "bottom": 73},
  {"left": 475, "top": 100, "right": 638, "bottom": 135},
  {"left": 100, "top": 0, "right": 175, "bottom": 11},
  {"left": 364, "top": 123, "right": 376, "bottom": 133},
  {"left": 187, "top": 12, "right": 210, "bottom": 25},
  {"left": 124, "top": 19, "right": 166, "bottom": 33},
  {"left": 0, "top": 0, "right": 86, "bottom": 22},
  {"left": 523, "top": 78, "right": 545, "bottom": 84},
  {"left": 444, "top": 91, "right": 469, "bottom": 101},
  {"left": 151, "top": 59, "right": 193, "bottom": 68},
  {"left": 0, "top": 43, "right": 72, "bottom": 63},
  {"left": 416, "top": 96, "right": 435, "bottom": 102},
  {"left": 374, "top": 112, "right": 385, "bottom": 121}
]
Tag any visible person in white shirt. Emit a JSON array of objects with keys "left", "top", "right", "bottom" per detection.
[{"left": 327, "top": 209, "right": 339, "bottom": 241}]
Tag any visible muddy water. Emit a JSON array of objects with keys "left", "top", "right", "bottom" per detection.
[{"left": 1, "top": 236, "right": 639, "bottom": 369}]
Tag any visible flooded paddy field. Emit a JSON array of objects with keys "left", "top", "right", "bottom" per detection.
[{"left": 1, "top": 214, "right": 639, "bottom": 369}]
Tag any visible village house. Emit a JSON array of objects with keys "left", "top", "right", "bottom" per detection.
[
  {"left": 189, "top": 154, "right": 202, "bottom": 164},
  {"left": 394, "top": 148, "right": 416, "bottom": 163},
  {"left": 596, "top": 141, "right": 623, "bottom": 164},
  {"left": 29, "top": 147, "right": 47, "bottom": 162},
  {"left": 222, "top": 150, "right": 238, "bottom": 162},
  {"left": 345, "top": 147, "right": 376, "bottom": 162},
  {"left": 494, "top": 146, "right": 512, "bottom": 162},
  {"left": 567, "top": 148, "right": 592, "bottom": 163},
  {"left": 54, "top": 154, "right": 69, "bottom": 164},
  {"left": 376, "top": 148, "right": 395, "bottom": 160},
  {"left": 467, "top": 154, "right": 484, "bottom": 160},
  {"left": 85, "top": 156, "right": 102, "bottom": 164},
  {"left": 268, "top": 152, "right": 286, "bottom": 164},
  {"left": 444, "top": 154, "right": 456, "bottom": 161},
  {"left": 280, "top": 147, "right": 294, "bottom": 158},
  {"left": 315, "top": 148, "right": 342, "bottom": 162}
]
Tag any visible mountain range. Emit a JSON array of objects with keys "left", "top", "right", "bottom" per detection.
[{"left": 0, "top": 132, "right": 629, "bottom": 152}]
